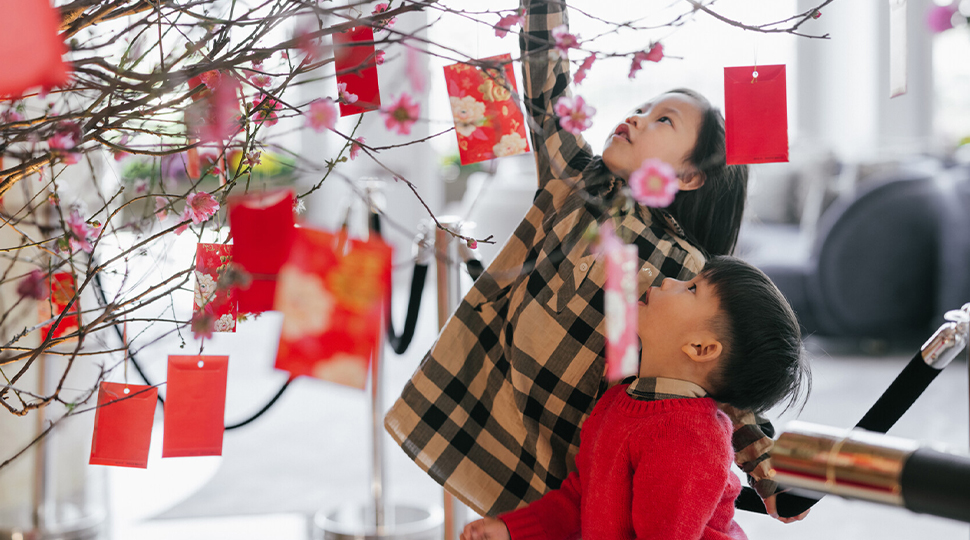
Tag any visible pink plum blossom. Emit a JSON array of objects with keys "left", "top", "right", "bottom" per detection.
[
  {"left": 252, "top": 93, "right": 281, "bottom": 126},
  {"left": 350, "top": 137, "right": 365, "bottom": 160},
  {"left": 183, "top": 191, "right": 220, "bottom": 224},
  {"left": 337, "top": 82, "right": 358, "bottom": 105},
  {"left": 406, "top": 45, "right": 427, "bottom": 92},
  {"left": 374, "top": 50, "right": 386, "bottom": 65},
  {"left": 191, "top": 310, "right": 215, "bottom": 340},
  {"left": 155, "top": 197, "right": 169, "bottom": 220},
  {"left": 927, "top": 3, "right": 960, "bottom": 33},
  {"left": 372, "top": 3, "right": 396, "bottom": 31},
  {"left": 628, "top": 158, "right": 679, "bottom": 208},
  {"left": 495, "top": 13, "right": 524, "bottom": 38},
  {"left": 381, "top": 92, "right": 420, "bottom": 135},
  {"left": 17, "top": 269, "right": 49, "bottom": 300},
  {"left": 307, "top": 98, "right": 339, "bottom": 132},
  {"left": 195, "top": 74, "right": 241, "bottom": 143},
  {"left": 249, "top": 62, "right": 272, "bottom": 88},
  {"left": 245, "top": 151, "right": 262, "bottom": 167},
  {"left": 553, "top": 95, "right": 595, "bottom": 135},
  {"left": 574, "top": 54, "right": 596, "bottom": 85},
  {"left": 1, "top": 110, "right": 25, "bottom": 124},
  {"left": 629, "top": 43, "right": 664, "bottom": 79},
  {"left": 199, "top": 70, "right": 222, "bottom": 91},
  {"left": 466, "top": 238, "right": 478, "bottom": 250},
  {"left": 65, "top": 210, "right": 99, "bottom": 252},
  {"left": 48, "top": 122, "right": 82, "bottom": 164},
  {"left": 551, "top": 25, "right": 580, "bottom": 56}
]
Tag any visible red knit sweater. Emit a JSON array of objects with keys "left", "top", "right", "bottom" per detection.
[{"left": 499, "top": 384, "right": 746, "bottom": 540}]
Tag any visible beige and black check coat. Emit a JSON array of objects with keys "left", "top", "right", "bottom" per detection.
[{"left": 385, "top": 0, "right": 776, "bottom": 517}]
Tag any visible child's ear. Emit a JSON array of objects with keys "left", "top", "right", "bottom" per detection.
[
  {"left": 681, "top": 338, "right": 722, "bottom": 364},
  {"left": 677, "top": 170, "right": 706, "bottom": 192}
]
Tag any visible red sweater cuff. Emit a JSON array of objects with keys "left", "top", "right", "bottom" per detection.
[{"left": 499, "top": 509, "right": 547, "bottom": 540}]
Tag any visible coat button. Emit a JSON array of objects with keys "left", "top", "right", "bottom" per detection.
[{"left": 579, "top": 262, "right": 588, "bottom": 271}]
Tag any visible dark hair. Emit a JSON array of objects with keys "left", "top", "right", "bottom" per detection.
[
  {"left": 649, "top": 88, "right": 748, "bottom": 257},
  {"left": 702, "top": 256, "right": 809, "bottom": 414}
]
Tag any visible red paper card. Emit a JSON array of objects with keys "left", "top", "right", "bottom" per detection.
[
  {"left": 444, "top": 54, "right": 530, "bottom": 165},
  {"left": 0, "top": 0, "right": 70, "bottom": 97},
  {"left": 274, "top": 228, "right": 392, "bottom": 389},
  {"left": 724, "top": 65, "right": 788, "bottom": 165},
  {"left": 604, "top": 244, "right": 640, "bottom": 382},
  {"left": 227, "top": 190, "right": 296, "bottom": 313},
  {"left": 194, "top": 243, "right": 236, "bottom": 332},
  {"left": 162, "top": 355, "right": 229, "bottom": 458},
  {"left": 334, "top": 26, "right": 381, "bottom": 116},
  {"left": 41, "top": 272, "right": 79, "bottom": 341},
  {"left": 89, "top": 382, "right": 158, "bottom": 468}
]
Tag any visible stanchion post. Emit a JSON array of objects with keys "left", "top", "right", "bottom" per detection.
[
  {"left": 365, "top": 181, "right": 388, "bottom": 534},
  {"left": 432, "top": 216, "right": 466, "bottom": 540}
]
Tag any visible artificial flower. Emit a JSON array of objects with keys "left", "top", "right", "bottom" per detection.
[
  {"left": 553, "top": 95, "right": 595, "bottom": 135},
  {"left": 252, "top": 93, "right": 280, "bottom": 126},
  {"left": 628, "top": 158, "right": 679, "bottom": 208}
]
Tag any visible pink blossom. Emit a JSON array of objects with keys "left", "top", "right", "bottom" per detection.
[
  {"left": 307, "top": 98, "right": 339, "bottom": 132},
  {"left": 245, "top": 151, "right": 262, "bottom": 167},
  {"left": 629, "top": 43, "right": 664, "bottom": 79},
  {"left": 381, "top": 92, "right": 420, "bottom": 135},
  {"left": 495, "top": 13, "right": 524, "bottom": 38},
  {"left": 927, "top": 3, "right": 960, "bottom": 33},
  {"left": 337, "top": 82, "right": 358, "bottom": 105},
  {"left": 553, "top": 95, "right": 595, "bottom": 135},
  {"left": 551, "top": 25, "right": 580, "bottom": 56},
  {"left": 193, "top": 74, "right": 241, "bottom": 143},
  {"left": 296, "top": 29, "right": 323, "bottom": 63},
  {"left": 1, "top": 110, "right": 25, "bottom": 124},
  {"left": 48, "top": 123, "right": 82, "bottom": 164},
  {"left": 17, "top": 269, "right": 49, "bottom": 300},
  {"left": 182, "top": 191, "right": 220, "bottom": 225},
  {"left": 350, "top": 137, "right": 365, "bottom": 160},
  {"left": 574, "top": 54, "right": 596, "bottom": 85},
  {"left": 154, "top": 197, "right": 169, "bottom": 220},
  {"left": 249, "top": 62, "right": 272, "bottom": 88},
  {"left": 65, "top": 210, "right": 98, "bottom": 252},
  {"left": 372, "top": 3, "right": 396, "bottom": 31},
  {"left": 252, "top": 93, "right": 281, "bottom": 126},
  {"left": 133, "top": 179, "right": 148, "bottom": 194},
  {"left": 191, "top": 311, "right": 215, "bottom": 340},
  {"left": 374, "top": 50, "right": 386, "bottom": 66},
  {"left": 200, "top": 70, "right": 222, "bottom": 91},
  {"left": 466, "top": 239, "right": 478, "bottom": 250},
  {"left": 628, "top": 158, "right": 679, "bottom": 208},
  {"left": 406, "top": 45, "right": 426, "bottom": 93}
]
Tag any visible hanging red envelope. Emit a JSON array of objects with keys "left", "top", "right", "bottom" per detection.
[
  {"left": 194, "top": 243, "right": 236, "bottom": 332},
  {"left": 89, "top": 382, "right": 158, "bottom": 468},
  {"left": 40, "top": 272, "right": 79, "bottom": 341},
  {"left": 444, "top": 54, "right": 531, "bottom": 165},
  {"left": 333, "top": 26, "right": 381, "bottom": 117},
  {"left": 162, "top": 355, "right": 229, "bottom": 458},
  {"left": 0, "top": 0, "right": 70, "bottom": 97},
  {"left": 274, "top": 227, "right": 392, "bottom": 389},
  {"left": 227, "top": 189, "right": 296, "bottom": 314},
  {"left": 724, "top": 65, "right": 788, "bottom": 165},
  {"left": 604, "top": 243, "right": 640, "bottom": 382}
]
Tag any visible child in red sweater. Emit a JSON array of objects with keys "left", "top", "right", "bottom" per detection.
[{"left": 461, "top": 256, "right": 809, "bottom": 540}]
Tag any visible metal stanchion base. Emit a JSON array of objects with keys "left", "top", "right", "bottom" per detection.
[
  {"left": 312, "top": 504, "right": 443, "bottom": 540},
  {"left": 0, "top": 511, "right": 104, "bottom": 540}
]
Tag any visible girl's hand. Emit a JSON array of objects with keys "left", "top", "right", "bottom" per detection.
[
  {"left": 763, "top": 494, "right": 811, "bottom": 524},
  {"left": 460, "top": 517, "right": 511, "bottom": 540}
]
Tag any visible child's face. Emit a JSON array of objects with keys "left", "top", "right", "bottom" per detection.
[
  {"left": 601, "top": 93, "right": 705, "bottom": 182},
  {"left": 637, "top": 274, "right": 721, "bottom": 360}
]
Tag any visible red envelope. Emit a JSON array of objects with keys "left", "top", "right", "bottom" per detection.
[
  {"left": 227, "top": 190, "right": 296, "bottom": 313},
  {"left": 41, "top": 272, "right": 79, "bottom": 341},
  {"left": 194, "top": 243, "right": 236, "bottom": 332},
  {"left": 604, "top": 244, "right": 640, "bottom": 382},
  {"left": 0, "top": 0, "right": 70, "bottom": 97},
  {"left": 162, "top": 355, "right": 229, "bottom": 458},
  {"left": 334, "top": 26, "right": 381, "bottom": 117},
  {"left": 724, "top": 65, "right": 788, "bottom": 165},
  {"left": 89, "top": 382, "right": 158, "bottom": 468},
  {"left": 274, "top": 228, "right": 392, "bottom": 389},
  {"left": 444, "top": 54, "right": 530, "bottom": 165}
]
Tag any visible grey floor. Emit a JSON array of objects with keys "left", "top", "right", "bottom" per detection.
[{"left": 101, "top": 266, "right": 970, "bottom": 540}]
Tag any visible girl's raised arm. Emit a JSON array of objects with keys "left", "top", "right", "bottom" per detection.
[{"left": 519, "top": 0, "right": 594, "bottom": 189}]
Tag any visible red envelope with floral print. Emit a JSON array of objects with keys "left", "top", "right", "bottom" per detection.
[
  {"left": 162, "top": 355, "right": 229, "bottom": 458},
  {"left": 0, "top": 0, "right": 70, "bottom": 97},
  {"left": 274, "top": 227, "right": 392, "bottom": 389},
  {"left": 604, "top": 243, "right": 640, "bottom": 382},
  {"left": 724, "top": 65, "right": 788, "bottom": 165},
  {"left": 194, "top": 243, "right": 236, "bottom": 332},
  {"left": 227, "top": 190, "right": 296, "bottom": 314},
  {"left": 89, "top": 382, "right": 158, "bottom": 468},
  {"left": 444, "top": 54, "right": 530, "bottom": 165},
  {"left": 334, "top": 26, "right": 381, "bottom": 116},
  {"left": 40, "top": 272, "right": 79, "bottom": 341}
]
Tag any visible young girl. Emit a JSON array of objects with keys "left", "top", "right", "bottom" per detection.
[
  {"left": 460, "top": 257, "right": 809, "bottom": 540},
  {"left": 385, "top": 0, "right": 778, "bottom": 519}
]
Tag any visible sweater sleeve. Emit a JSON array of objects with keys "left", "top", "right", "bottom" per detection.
[
  {"left": 519, "top": 0, "right": 594, "bottom": 189},
  {"left": 630, "top": 413, "right": 735, "bottom": 540},
  {"left": 499, "top": 470, "right": 582, "bottom": 540}
]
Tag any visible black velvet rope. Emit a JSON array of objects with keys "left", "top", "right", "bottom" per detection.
[{"left": 92, "top": 266, "right": 292, "bottom": 431}]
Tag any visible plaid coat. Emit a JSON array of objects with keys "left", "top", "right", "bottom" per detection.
[{"left": 385, "top": 0, "right": 776, "bottom": 517}]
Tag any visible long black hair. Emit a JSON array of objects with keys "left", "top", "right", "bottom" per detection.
[{"left": 649, "top": 89, "right": 748, "bottom": 257}]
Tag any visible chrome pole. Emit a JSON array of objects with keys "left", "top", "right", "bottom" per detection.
[{"left": 365, "top": 180, "right": 388, "bottom": 533}]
